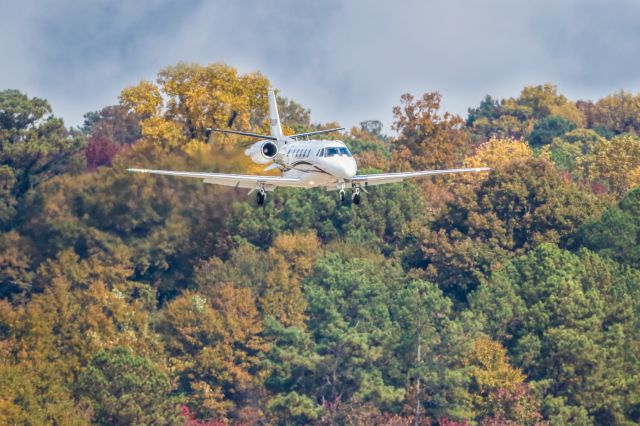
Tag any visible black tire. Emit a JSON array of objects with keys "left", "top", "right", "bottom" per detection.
[
  {"left": 257, "top": 192, "right": 265, "bottom": 206},
  {"left": 340, "top": 190, "right": 346, "bottom": 202},
  {"left": 353, "top": 193, "right": 361, "bottom": 205}
]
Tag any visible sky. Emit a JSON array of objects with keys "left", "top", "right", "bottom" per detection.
[{"left": 2, "top": 0, "right": 640, "bottom": 131}]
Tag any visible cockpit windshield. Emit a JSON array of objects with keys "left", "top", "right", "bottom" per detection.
[
  {"left": 320, "top": 146, "right": 352, "bottom": 157},
  {"left": 339, "top": 147, "right": 352, "bottom": 157},
  {"left": 325, "top": 147, "right": 339, "bottom": 157}
]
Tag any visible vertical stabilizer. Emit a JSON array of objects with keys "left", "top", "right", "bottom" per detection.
[{"left": 268, "top": 89, "right": 283, "bottom": 139}]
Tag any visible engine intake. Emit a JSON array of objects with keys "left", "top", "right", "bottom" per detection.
[{"left": 246, "top": 140, "right": 278, "bottom": 164}]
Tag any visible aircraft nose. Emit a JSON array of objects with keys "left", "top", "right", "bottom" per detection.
[
  {"left": 337, "top": 158, "right": 357, "bottom": 179},
  {"left": 346, "top": 159, "right": 357, "bottom": 177}
]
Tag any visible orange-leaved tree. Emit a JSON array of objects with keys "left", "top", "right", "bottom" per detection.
[{"left": 392, "top": 92, "right": 469, "bottom": 170}]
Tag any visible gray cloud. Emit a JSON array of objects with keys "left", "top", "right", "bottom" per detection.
[{"left": 1, "top": 0, "right": 639, "bottom": 131}]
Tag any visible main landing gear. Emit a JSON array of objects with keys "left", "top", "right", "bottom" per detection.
[
  {"left": 256, "top": 188, "right": 266, "bottom": 206},
  {"left": 352, "top": 187, "right": 361, "bottom": 205},
  {"left": 337, "top": 183, "right": 363, "bottom": 205}
]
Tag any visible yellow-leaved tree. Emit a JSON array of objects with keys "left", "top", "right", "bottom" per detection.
[
  {"left": 464, "top": 137, "right": 533, "bottom": 169},
  {"left": 119, "top": 62, "right": 271, "bottom": 174},
  {"left": 585, "top": 134, "right": 640, "bottom": 195},
  {"left": 263, "top": 232, "right": 322, "bottom": 327},
  {"left": 464, "top": 336, "right": 542, "bottom": 424}
]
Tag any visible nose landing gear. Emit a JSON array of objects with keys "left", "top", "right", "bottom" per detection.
[{"left": 338, "top": 181, "right": 347, "bottom": 203}]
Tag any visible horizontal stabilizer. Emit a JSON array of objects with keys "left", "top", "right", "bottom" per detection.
[
  {"left": 291, "top": 127, "right": 345, "bottom": 139},
  {"left": 208, "top": 128, "right": 277, "bottom": 141}
]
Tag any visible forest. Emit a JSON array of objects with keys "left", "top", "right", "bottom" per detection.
[{"left": 1, "top": 62, "right": 640, "bottom": 425}]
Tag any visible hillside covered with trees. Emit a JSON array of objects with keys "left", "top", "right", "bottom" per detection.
[{"left": 1, "top": 62, "right": 640, "bottom": 425}]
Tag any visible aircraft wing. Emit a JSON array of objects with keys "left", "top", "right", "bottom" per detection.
[
  {"left": 127, "top": 168, "right": 302, "bottom": 190},
  {"left": 350, "top": 167, "right": 490, "bottom": 186}
]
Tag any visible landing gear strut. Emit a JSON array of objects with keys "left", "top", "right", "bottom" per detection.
[{"left": 256, "top": 189, "right": 266, "bottom": 206}]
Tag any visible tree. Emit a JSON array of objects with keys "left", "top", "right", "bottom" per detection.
[
  {"left": 517, "top": 84, "right": 584, "bottom": 125},
  {"left": 158, "top": 285, "right": 268, "bottom": 421},
  {"left": 467, "top": 96, "right": 502, "bottom": 129},
  {"left": 471, "top": 244, "right": 640, "bottom": 424},
  {"left": 277, "top": 95, "right": 311, "bottom": 133},
  {"left": 540, "top": 129, "right": 604, "bottom": 177},
  {"left": 0, "top": 250, "right": 162, "bottom": 424},
  {"left": 77, "top": 347, "right": 181, "bottom": 425},
  {"left": 85, "top": 135, "right": 121, "bottom": 170},
  {"left": 584, "top": 134, "right": 640, "bottom": 195},
  {"left": 463, "top": 337, "right": 543, "bottom": 425},
  {"left": 579, "top": 90, "right": 640, "bottom": 135},
  {"left": 0, "top": 361, "right": 88, "bottom": 425},
  {"left": 82, "top": 105, "right": 141, "bottom": 170},
  {"left": 0, "top": 231, "right": 33, "bottom": 297},
  {"left": 575, "top": 187, "right": 640, "bottom": 268},
  {"left": 421, "top": 158, "right": 601, "bottom": 300},
  {"left": 360, "top": 120, "right": 384, "bottom": 138},
  {"left": 463, "top": 137, "right": 533, "bottom": 170},
  {"left": 467, "top": 84, "right": 585, "bottom": 142},
  {"left": 392, "top": 280, "right": 474, "bottom": 423},
  {"left": 262, "top": 232, "right": 320, "bottom": 327},
  {"left": 266, "top": 391, "right": 322, "bottom": 425},
  {"left": 225, "top": 179, "right": 427, "bottom": 253},
  {"left": 82, "top": 105, "right": 141, "bottom": 145},
  {"left": 303, "top": 253, "right": 405, "bottom": 409},
  {"left": 0, "top": 89, "right": 85, "bottom": 228},
  {"left": 392, "top": 92, "right": 469, "bottom": 170},
  {"left": 527, "top": 116, "right": 576, "bottom": 148}
]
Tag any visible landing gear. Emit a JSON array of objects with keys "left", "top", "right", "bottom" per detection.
[
  {"left": 338, "top": 181, "right": 347, "bottom": 203},
  {"left": 256, "top": 189, "right": 266, "bottom": 206},
  {"left": 352, "top": 187, "right": 361, "bottom": 205}
]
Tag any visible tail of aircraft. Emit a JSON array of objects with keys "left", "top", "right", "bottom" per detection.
[
  {"left": 208, "top": 89, "right": 344, "bottom": 143},
  {"left": 267, "top": 88, "right": 283, "bottom": 139}
]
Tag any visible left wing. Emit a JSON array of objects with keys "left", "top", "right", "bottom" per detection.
[
  {"left": 350, "top": 167, "right": 490, "bottom": 186},
  {"left": 128, "top": 168, "right": 302, "bottom": 190}
]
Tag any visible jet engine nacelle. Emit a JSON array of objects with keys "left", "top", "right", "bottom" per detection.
[{"left": 245, "top": 140, "right": 278, "bottom": 164}]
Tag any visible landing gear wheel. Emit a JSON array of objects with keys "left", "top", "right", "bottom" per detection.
[
  {"left": 353, "top": 193, "right": 361, "bottom": 205},
  {"left": 339, "top": 190, "right": 346, "bottom": 203},
  {"left": 257, "top": 191, "right": 266, "bottom": 206}
]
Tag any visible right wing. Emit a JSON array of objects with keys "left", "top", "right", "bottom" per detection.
[
  {"left": 350, "top": 167, "right": 490, "bottom": 186},
  {"left": 127, "top": 168, "right": 302, "bottom": 190}
]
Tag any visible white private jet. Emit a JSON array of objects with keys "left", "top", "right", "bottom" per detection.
[{"left": 128, "top": 89, "right": 489, "bottom": 205}]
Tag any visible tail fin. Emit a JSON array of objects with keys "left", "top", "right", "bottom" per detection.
[{"left": 268, "top": 88, "right": 283, "bottom": 139}]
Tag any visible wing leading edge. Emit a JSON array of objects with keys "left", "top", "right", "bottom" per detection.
[
  {"left": 127, "top": 168, "right": 302, "bottom": 190},
  {"left": 350, "top": 167, "right": 490, "bottom": 186}
]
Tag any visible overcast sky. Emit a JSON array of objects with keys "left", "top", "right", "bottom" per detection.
[{"left": 2, "top": 0, "right": 640, "bottom": 131}]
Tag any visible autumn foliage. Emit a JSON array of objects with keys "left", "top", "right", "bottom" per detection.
[{"left": 1, "top": 66, "right": 640, "bottom": 425}]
